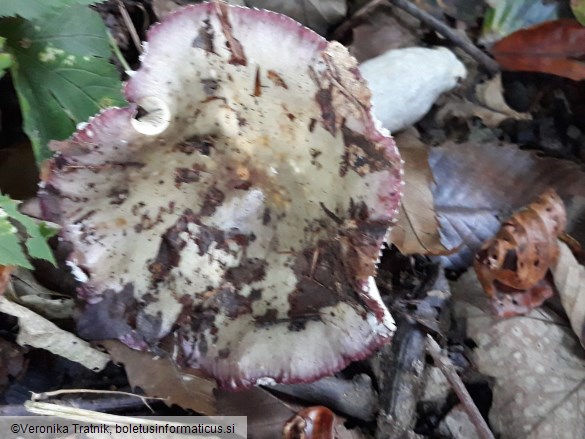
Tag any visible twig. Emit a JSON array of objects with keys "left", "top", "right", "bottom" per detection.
[
  {"left": 31, "top": 389, "right": 166, "bottom": 413},
  {"left": 426, "top": 335, "right": 496, "bottom": 439},
  {"left": 386, "top": 0, "right": 500, "bottom": 74},
  {"left": 117, "top": 0, "right": 142, "bottom": 54},
  {"left": 107, "top": 30, "right": 132, "bottom": 73},
  {"left": 331, "top": 0, "right": 500, "bottom": 74}
]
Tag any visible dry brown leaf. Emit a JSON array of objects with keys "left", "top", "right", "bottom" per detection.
[
  {"left": 391, "top": 130, "right": 450, "bottom": 255},
  {"left": 491, "top": 19, "right": 585, "bottom": 81},
  {"left": 430, "top": 141, "right": 585, "bottom": 270},
  {"left": 474, "top": 189, "right": 565, "bottom": 315},
  {"left": 553, "top": 241, "right": 585, "bottom": 347},
  {"left": 101, "top": 340, "right": 217, "bottom": 415},
  {"left": 453, "top": 271, "right": 585, "bottom": 439}
]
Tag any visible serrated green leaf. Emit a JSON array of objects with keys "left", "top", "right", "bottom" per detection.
[
  {"left": 571, "top": 0, "right": 585, "bottom": 25},
  {"left": 2, "top": 5, "right": 126, "bottom": 163},
  {"left": 481, "top": 0, "right": 562, "bottom": 44},
  {"left": 0, "top": 0, "right": 106, "bottom": 20},
  {"left": 0, "top": 215, "right": 32, "bottom": 268},
  {"left": 0, "top": 195, "right": 56, "bottom": 266}
]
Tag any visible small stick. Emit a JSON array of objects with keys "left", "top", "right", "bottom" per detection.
[
  {"left": 387, "top": 0, "right": 500, "bottom": 74},
  {"left": 426, "top": 335, "right": 496, "bottom": 439},
  {"left": 117, "top": 0, "right": 142, "bottom": 54},
  {"left": 331, "top": 0, "right": 500, "bottom": 75},
  {"left": 31, "top": 388, "right": 165, "bottom": 412}
]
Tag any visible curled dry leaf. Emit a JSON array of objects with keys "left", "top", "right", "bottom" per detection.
[
  {"left": 40, "top": 3, "right": 401, "bottom": 389},
  {"left": 430, "top": 141, "right": 585, "bottom": 270},
  {"left": 453, "top": 271, "right": 585, "bottom": 439},
  {"left": 552, "top": 241, "right": 585, "bottom": 347},
  {"left": 491, "top": 19, "right": 585, "bottom": 81},
  {"left": 283, "top": 406, "right": 335, "bottom": 439},
  {"left": 474, "top": 189, "right": 566, "bottom": 316}
]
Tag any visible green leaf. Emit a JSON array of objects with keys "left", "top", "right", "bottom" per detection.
[
  {"left": 0, "top": 195, "right": 56, "bottom": 266},
  {"left": 0, "top": 214, "right": 32, "bottom": 268},
  {"left": 481, "top": 0, "right": 563, "bottom": 44},
  {"left": 0, "top": 37, "right": 12, "bottom": 79},
  {"left": 2, "top": 5, "right": 126, "bottom": 163},
  {"left": 0, "top": 0, "right": 106, "bottom": 20},
  {"left": 571, "top": 0, "right": 585, "bottom": 25}
]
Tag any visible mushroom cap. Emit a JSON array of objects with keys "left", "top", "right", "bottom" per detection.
[{"left": 40, "top": 3, "right": 402, "bottom": 389}]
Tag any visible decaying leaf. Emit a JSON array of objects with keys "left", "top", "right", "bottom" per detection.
[
  {"left": 552, "top": 241, "right": 585, "bottom": 347},
  {"left": 101, "top": 340, "right": 217, "bottom": 415},
  {"left": 474, "top": 189, "right": 566, "bottom": 315},
  {"left": 0, "top": 296, "right": 109, "bottom": 371},
  {"left": 390, "top": 131, "right": 450, "bottom": 255},
  {"left": 430, "top": 141, "right": 585, "bottom": 270},
  {"left": 40, "top": 4, "right": 401, "bottom": 389},
  {"left": 453, "top": 271, "right": 585, "bottom": 439},
  {"left": 491, "top": 19, "right": 585, "bottom": 81}
]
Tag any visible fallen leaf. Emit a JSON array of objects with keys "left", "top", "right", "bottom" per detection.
[
  {"left": 491, "top": 19, "right": 585, "bottom": 81},
  {"left": 430, "top": 141, "right": 585, "bottom": 270},
  {"left": 474, "top": 189, "right": 565, "bottom": 315},
  {"left": 552, "top": 241, "right": 585, "bottom": 347},
  {"left": 0, "top": 296, "right": 109, "bottom": 371},
  {"left": 101, "top": 340, "right": 217, "bottom": 415},
  {"left": 453, "top": 271, "right": 585, "bottom": 439},
  {"left": 390, "top": 131, "right": 450, "bottom": 255}
]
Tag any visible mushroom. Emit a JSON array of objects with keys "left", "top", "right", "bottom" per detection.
[{"left": 40, "top": 2, "right": 402, "bottom": 389}]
